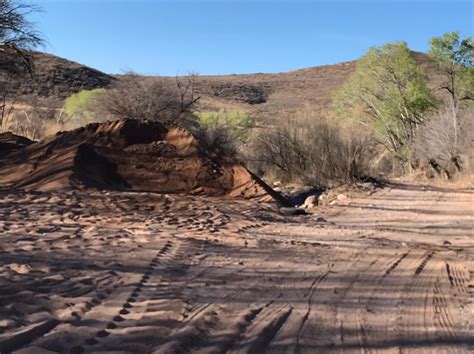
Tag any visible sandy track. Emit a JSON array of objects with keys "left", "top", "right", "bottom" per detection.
[{"left": 0, "top": 182, "right": 472, "bottom": 353}]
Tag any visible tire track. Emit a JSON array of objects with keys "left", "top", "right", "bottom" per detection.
[
  {"left": 73, "top": 239, "right": 180, "bottom": 353},
  {"left": 398, "top": 249, "right": 440, "bottom": 349},
  {"left": 433, "top": 278, "right": 457, "bottom": 340},
  {"left": 228, "top": 303, "right": 294, "bottom": 354},
  {"left": 446, "top": 262, "right": 468, "bottom": 295},
  {"left": 384, "top": 251, "right": 410, "bottom": 277},
  {"left": 19, "top": 239, "right": 177, "bottom": 353},
  {"left": 294, "top": 271, "right": 329, "bottom": 353},
  {"left": 414, "top": 251, "right": 435, "bottom": 275},
  {"left": 363, "top": 248, "right": 423, "bottom": 348}
]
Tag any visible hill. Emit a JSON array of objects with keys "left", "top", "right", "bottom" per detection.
[
  {"left": 127, "top": 61, "right": 357, "bottom": 125},
  {"left": 2, "top": 50, "right": 440, "bottom": 127},
  {"left": 0, "top": 51, "right": 115, "bottom": 104}
]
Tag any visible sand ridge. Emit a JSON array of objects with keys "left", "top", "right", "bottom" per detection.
[{"left": 0, "top": 119, "right": 273, "bottom": 200}]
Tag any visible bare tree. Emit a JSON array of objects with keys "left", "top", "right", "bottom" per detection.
[
  {"left": 95, "top": 72, "right": 200, "bottom": 128},
  {"left": 0, "top": 0, "right": 44, "bottom": 130},
  {"left": 415, "top": 107, "right": 473, "bottom": 177},
  {"left": 0, "top": 0, "right": 43, "bottom": 49}
]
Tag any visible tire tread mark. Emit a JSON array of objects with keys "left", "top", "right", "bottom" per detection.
[
  {"left": 295, "top": 272, "right": 329, "bottom": 353},
  {"left": 384, "top": 252, "right": 409, "bottom": 277},
  {"left": 415, "top": 251, "right": 434, "bottom": 275}
]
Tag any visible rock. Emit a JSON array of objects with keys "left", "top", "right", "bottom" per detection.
[
  {"left": 303, "top": 195, "right": 318, "bottom": 209},
  {"left": 337, "top": 194, "right": 348, "bottom": 201},
  {"left": 279, "top": 207, "right": 306, "bottom": 216}
]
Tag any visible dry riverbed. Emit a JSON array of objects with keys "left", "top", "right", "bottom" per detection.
[{"left": 0, "top": 182, "right": 472, "bottom": 353}]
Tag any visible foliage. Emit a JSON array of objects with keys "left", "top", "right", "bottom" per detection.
[
  {"left": 428, "top": 32, "right": 473, "bottom": 153},
  {"left": 429, "top": 32, "right": 473, "bottom": 67},
  {"left": 194, "top": 110, "right": 255, "bottom": 160},
  {"left": 195, "top": 110, "right": 255, "bottom": 141},
  {"left": 332, "top": 42, "right": 436, "bottom": 168},
  {"left": 196, "top": 125, "right": 238, "bottom": 160},
  {"left": 63, "top": 88, "right": 105, "bottom": 126}
]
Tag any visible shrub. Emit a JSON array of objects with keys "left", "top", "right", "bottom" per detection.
[
  {"left": 194, "top": 110, "right": 255, "bottom": 160},
  {"left": 414, "top": 106, "right": 474, "bottom": 178},
  {"left": 196, "top": 125, "right": 238, "bottom": 160},
  {"left": 252, "top": 119, "right": 371, "bottom": 187},
  {"left": 94, "top": 72, "right": 199, "bottom": 129},
  {"left": 63, "top": 88, "right": 105, "bottom": 127},
  {"left": 195, "top": 110, "right": 255, "bottom": 141}
]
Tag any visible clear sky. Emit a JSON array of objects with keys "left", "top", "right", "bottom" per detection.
[{"left": 32, "top": 1, "right": 473, "bottom": 75}]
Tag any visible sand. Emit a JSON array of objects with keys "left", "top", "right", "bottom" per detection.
[
  {"left": 0, "top": 181, "right": 472, "bottom": 353},
  {"left": 0, "top": 120, "right": 273, "bottom": 200}
]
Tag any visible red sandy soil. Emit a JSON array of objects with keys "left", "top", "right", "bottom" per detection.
[
  {"left": 0, "top": 181, "right": 472, "bottom": 353},
  {"left": 0, "top": 120, "right": 272, "bottom": 200}
]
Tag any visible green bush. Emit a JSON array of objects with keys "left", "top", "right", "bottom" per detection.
[
  {"left": 195, "top": 110, "right": 255, "bottom": 141},
  {"left": 63, "top": 88, "right": 105, "bottom": 126}
]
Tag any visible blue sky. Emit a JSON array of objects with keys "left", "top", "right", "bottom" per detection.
[{"left": 32, "top": 1, "right": 473, "bottom": 75}]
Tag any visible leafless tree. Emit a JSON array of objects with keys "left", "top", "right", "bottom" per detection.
[
  {"left": 0, "top": 0, "right": 43, "bottom": 49},
  {"left": 0, "top": 0, "right": 44, "bottom": 130},
  {"left": 415, "top": 107, "right": 473, "bottom": 177},
  {"left": 96, "top": 72, "right": 200, "bottom": 128}
]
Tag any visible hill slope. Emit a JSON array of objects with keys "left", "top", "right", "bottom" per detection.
[
  {"left": 2, "top": 51, "right": 439, "bottom": 125},
  {"left": 1, "top": 51, "right": 115, "bottom": 102}
]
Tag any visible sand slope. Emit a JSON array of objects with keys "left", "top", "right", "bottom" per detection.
[{"left": 0, "top": 120, "right": 272, "bottom": 200}]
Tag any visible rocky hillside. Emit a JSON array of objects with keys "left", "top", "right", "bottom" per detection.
[
  {"left": 2, "top": 50, "right": 439, "bottom": 125},
  {"left": 1, "top": 51, "right": 115, "bottom": 102}
]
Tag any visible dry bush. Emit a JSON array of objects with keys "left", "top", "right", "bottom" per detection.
[
  {"left": 195, "top": 125, "right": 238, "bottom": 160},
  {"left": 414, "top": 106, "right": 473, "bottom": 178},
  {"left": 94, "top": 72, "right": 199, "bottom": 129},
  {"left": 2, "top": 108, "right": 43, "bottom": 139},
  {"left": 251, "top": 119, "right": 371, "bottom": 187}
]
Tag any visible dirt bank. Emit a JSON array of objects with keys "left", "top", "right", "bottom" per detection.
[{"left": 0, "top": 119, "right": 273, "bottom": 200}]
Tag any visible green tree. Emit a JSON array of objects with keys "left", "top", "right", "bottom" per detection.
[
  {"left": 332, "top": 42, "right": 436, "bottom": 168},
  {"left": 428, "top": 32, "right": 473, "bottom": 151}
]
